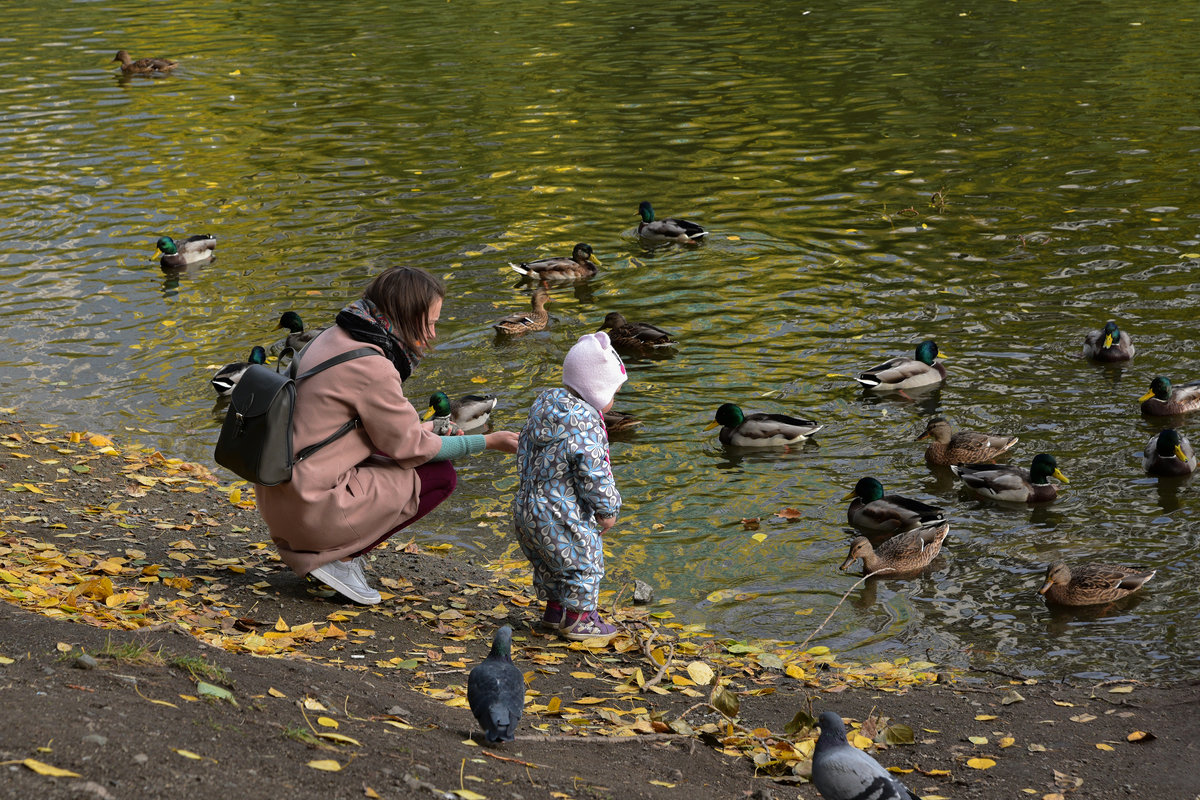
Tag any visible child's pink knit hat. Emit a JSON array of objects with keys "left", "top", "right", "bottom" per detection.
[{"left": 562, "top": 332, "right": 627, "bottom": 412}]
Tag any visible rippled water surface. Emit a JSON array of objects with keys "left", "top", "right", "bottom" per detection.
[{"left": 2, "top": 0, "right": 1199, "bottom": 679}]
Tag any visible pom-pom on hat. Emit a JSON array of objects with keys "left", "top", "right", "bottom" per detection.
[{"left": 563, "top": 331, "right": 627, "bottom": 412}]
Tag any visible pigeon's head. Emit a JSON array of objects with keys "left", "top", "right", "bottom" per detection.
[
  {"left": 817, "top": 711, "right": 848, "bottom": 744},
  {"left": 491, "top": 625, "right": 514, "bottom": 661}
]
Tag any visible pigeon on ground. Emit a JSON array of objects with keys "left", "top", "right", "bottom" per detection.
[
  {"left": 812, "top": 711, "right": 919, "bottom": 800},
  {"left": 467, "top": 625, "right": 524, "bottom": 743}
]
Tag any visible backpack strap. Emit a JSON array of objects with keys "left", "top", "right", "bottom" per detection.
[{"left": 290, "top": 346, "right": 382, "bottom": 464}]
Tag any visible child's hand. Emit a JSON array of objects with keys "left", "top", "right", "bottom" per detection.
[
  {"left": 597, "top": 515, "right": 616, "bottom": 535},
  {"left": 484, "top": 431, "right": 520, "bottom": 453}
]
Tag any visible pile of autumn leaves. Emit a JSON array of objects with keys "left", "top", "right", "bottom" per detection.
[{"left": 0, "top": 422, "right": 941, "bottom": 783}]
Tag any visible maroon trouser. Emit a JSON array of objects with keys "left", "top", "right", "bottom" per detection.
[{"left": 354, "top": 460, "right": 457, "bottom": 556}]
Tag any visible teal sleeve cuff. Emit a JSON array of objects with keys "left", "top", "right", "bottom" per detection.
[{"left": 430, "top": 434, "right": 486, "bottom": 462}]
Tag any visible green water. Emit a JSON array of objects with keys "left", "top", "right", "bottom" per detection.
[{"left": 1, "top": 1, "right": 1198, "bottom": 680}]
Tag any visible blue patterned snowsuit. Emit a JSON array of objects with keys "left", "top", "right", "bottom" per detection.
[{"left": 513, "top": 388, "right": 621, "bottom": 611}]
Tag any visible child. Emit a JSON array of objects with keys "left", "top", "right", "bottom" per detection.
[{"left": 513, "top": 332, "right": 627, "bottom": 642}]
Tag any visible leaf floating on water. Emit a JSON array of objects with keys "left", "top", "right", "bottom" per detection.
[{"left": 775, "top": 507, "right": 802, "bottom": 520}]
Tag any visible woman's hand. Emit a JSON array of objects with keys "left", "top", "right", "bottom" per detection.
[{"left": 484, "top": 431, "right": 519, "bottom": 454}]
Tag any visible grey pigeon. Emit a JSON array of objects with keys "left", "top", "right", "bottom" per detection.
[
  {"left": 467, "top": 625, "right": 524, "bottom": 743},
  {"left": 812, "top": 711, "right": 918, "bottom": 800}
]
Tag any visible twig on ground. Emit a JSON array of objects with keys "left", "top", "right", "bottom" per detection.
[{"left": 481, "top": 750, "right": 547, "bottom": 769}]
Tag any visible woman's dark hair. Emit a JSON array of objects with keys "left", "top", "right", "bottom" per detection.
[{"left": 363, "top": 267, "right": 445, "bottom": 350}]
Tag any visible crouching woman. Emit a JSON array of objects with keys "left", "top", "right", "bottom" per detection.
[{"left": 256, "top": 267, "right": 518, "bottom": 604}]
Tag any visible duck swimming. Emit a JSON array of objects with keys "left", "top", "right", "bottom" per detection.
[
  {"left": 839, "top": 523, "right": 949, "bottom": 577},
  {"left": 952, "top": 453, "right": 1068, "bottom": 504},
  {"left": 113, "top": 50, "right": 177, "bottom": 74},
  {"left": 1082, "top": 320, "right": 1134, "bottom": 362},
  {"left": 1143, "top": 428, "right": 1196, "bottom": 477},
  {"left": 705, "top": 403, "right": 823, "bottom": 447},
  {"left": 636, "top": 201, "right": 707, "bottom": 245},
  {"left": 154, "top": 235, "right": 215, "bottom": 269},
  {"left": 1038, "top": 561, "right": 1155, "bottom": 607},
  {"left": 509, "top": 243, "right": 600, "bottom": 282},
  {"left": 917, "top": 417, "right": 1018, "bottom": 467},
  {"left": 855, "top": 340, "right": 945, "bottom": 393},
  {"left": 1139, "top": 376, "right": 1200, "bottom": 417},
  {"left": 843, "top": 477, "right": 944, "bottom": 533}
]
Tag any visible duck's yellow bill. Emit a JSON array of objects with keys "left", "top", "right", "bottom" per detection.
[
  {"left": 703, "top": 420, "right": 721, "bottom": 431},
  {"left": 1104, "top": 334, "right": 1114, "bottom": 349},
  {"left": 151, "top": 249, "right": 163, "bottom": 261},
  {"left": 1052, "top": 468, "right": 1069, "bottom": 484},
  {"left": 1138, "top": 391, "right": 1155, "bottom": 402},
  {"left": 589, "top": 254, "right": 602, "bottom": 267},
  {"left": 1175, "top": 445, "right": 1189, "bottom": 461},
  {"left": 421, "top": 407, "right": 435, "bottom": 421}
]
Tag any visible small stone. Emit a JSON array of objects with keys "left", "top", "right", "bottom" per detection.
[
  {"left": 668, "top": 769, "right": 683, "bottom": 783},
  {"left": 74, "top": 654, "right": 100, "bottom": 670},
  {"left": 132, "top": 754, "right": 149, "bottom": 765},
  {"left": 82, "top": 734, "right": 108, "bottom": 747},
  {"left": 386, "top": 705, "right": 412, "bottom": 717},
  {"left": 633, "top": 579, "right": 654, "bottom": 605}
]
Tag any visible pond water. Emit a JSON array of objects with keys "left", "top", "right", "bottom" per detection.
[{"left": 1, "top": 0, "right": 1198, "bottom": 680}]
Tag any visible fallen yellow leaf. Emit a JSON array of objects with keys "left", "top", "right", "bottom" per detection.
[
  {"left": 317, "top": 732, "right": 362, "bottom": 746},
  {"left": 966, "top": 757, "right": 996, "bottom": 769},
  {"left": 307, "top": 759, "right": 342, "bottom": 772},
  {"left": 999, "top": 736, "right": 1016, "bottom": 748},
  {"left": 317, "top": 716, "right": 339, "bottom": 729},
  {"left": 453, "top": 791, "right": 487, "bottom": 800},
  {"left": 1095, "top": 743, "right": 1115, "bottom": 751},
  {"left": 268, "top": 687, "right": 286, "bottom": 698},
  {"left": 22, "top": 758, "right": 81, "bottom": 777},
  {"left": 173, "top": 749, "right": 203, "bottom": 760}
]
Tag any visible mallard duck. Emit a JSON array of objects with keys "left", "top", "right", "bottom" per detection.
[
  {"left": 510, "top": 243, "right": 600, "bottom": 282},
  {"left": 112, "top": 50, "right": 177, "bottom": 74},
  {"left": 1143, "top": 428, "right": 1196, "bottom": 477},
  {"left": 422, "top": 390, "right": 498, "bottom": 434},
  {"left": 636, "top": 201, "right": 707, "bottom": 245},
  {"left": 603, "top": 409, "right": 643, "bottom": 433},
  {"left": 855, "top": 340, "right": 945, "bottom": 392},
  {"left": 273, "top": 311, "right": 326, "bottom": 354},
  {"left": 952, "top": 452, "right": 1067, "bottom": 503},
  {"left": 917, "top": 417, "right": 1018, "bottom": 466},
  {"left": 843, "top": 477, "right": 944, "bottom": 533},
  {"left": 1082, "top": 320, "right": 1134, "bottom": 362},
  {"left": 153, "top": 235, "right": 215, "bottom": 269},
  {"left": 597, "top": 312, "right": 678, "bottom": 352},
  {"left": 1038, "top": 561, "right": 1155, "bottom": 607},
  {"left": 705, "top": 403, "right": 823, "bottom": 447},
  {"left": 1139, "top": 376, "right": 1200, "bottom": 416},
  {"left": 839, "top": 523, "right": 949, "bottom": 577},
  {"left": 211, "top": 346, "right": 267, "bottom": 397},
  {"left": 493, "top": 287, "right": 550, "bottom": 336}
]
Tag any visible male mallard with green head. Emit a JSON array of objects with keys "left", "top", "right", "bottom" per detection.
[
  {"left": 422, "top": 390, "right": 498, "bottom": 434},
  {"left": 1082, "top": 320, "right": 1134, "bottom": 362},
  {"left": 1038, "top": 562, "right": 1155, "bottom": 606},
  {"left": 917, "top": 417, "right": 1018, "bottom": 467},
  {"left": 839, "top": 523, "right": 949, "bottom": 577},
  {"left": 952, "top": 453, "right": 1068, "bottom": 504},
  {"left": 1139, "top": 376, "right": 1200, "bottom": 416},
  {"left": 510, "top": 243, "right": 600, "bottom": 282},
  {"left": 705, "top": 402, "right": 823, "bottom": 447},
  {"left": 1143, "top": 428, "right": 1196, "bottom": 477},
  {"left": 636, "top": 201, "right": 707, "bottom": 245},
  {"left": 153, "top": 235, "right": 215, "bottom": 269},
  {"left": 273, "top": 311, "right": 325, "bottom": 354},
  {"left": 856, "top": 340, "right": 945, "bottom": 393},
  {"left": 113, "top": 50, "right": 177, "bottom": 74},
  {"left": 842, "top": 477, "right": 944, "bottom": 533},
  {"left": 598, "top": 312, "right": 677, "bottom": 352},
  {"left": 211, "top": 346, "right": 267, "bottom": 397}
]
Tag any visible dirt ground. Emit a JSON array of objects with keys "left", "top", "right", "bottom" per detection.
[{"left": 0, "top": 416, "right": 1197, "bottom": 800}]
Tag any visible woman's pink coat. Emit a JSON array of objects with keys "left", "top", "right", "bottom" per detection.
[{"left": 255, "top": 325, "right": 442, "bottom": 575}]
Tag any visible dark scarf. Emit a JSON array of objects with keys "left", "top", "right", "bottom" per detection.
[{"left": 335, "top": 298, "right": 420, "bottom": 381}]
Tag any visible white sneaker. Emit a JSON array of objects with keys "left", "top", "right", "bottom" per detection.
[{"left": 309, "top": 558, "right": 381, "bottom": 605}]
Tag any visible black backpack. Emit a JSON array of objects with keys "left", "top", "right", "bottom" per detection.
[{"left": 214, "top": 346, "right": 379, "bottom": 486}]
